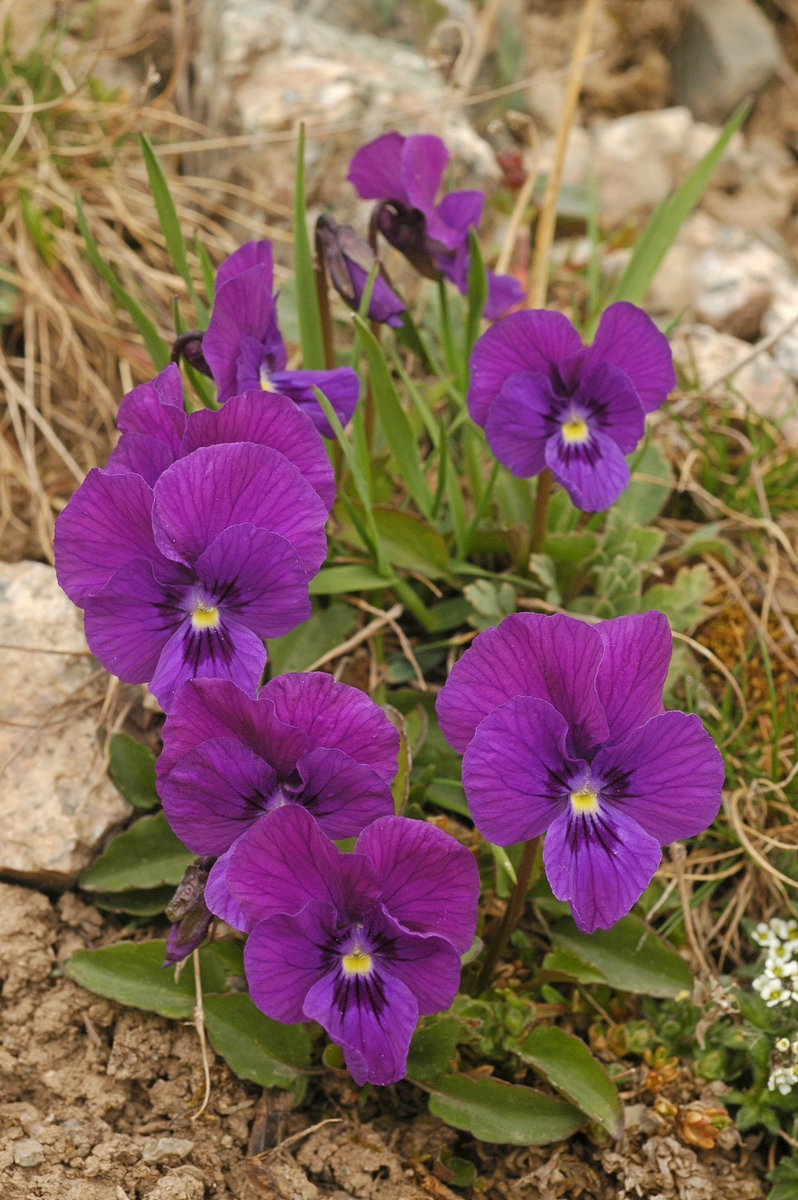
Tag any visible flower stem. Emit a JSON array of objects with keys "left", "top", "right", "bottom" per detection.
[
  {"left": 477, "top": 836, "right": 540, "bottom": 993},
  {"left": 313, "top": 229, "right": 336, "bottom": 370},
  {"left": 531, "top": 468, "right": 552, "bottom": 554}
]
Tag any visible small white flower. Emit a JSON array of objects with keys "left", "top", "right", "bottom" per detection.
[
  {"left": 769, "top": 1066, "right": 798, "bottom": 1095},
  {"left": 776, "top": 1037, "right": 791, "bottom": 1052},
  {"left": 764, "top": 959, "right": 798, "bottom": 979},
  {"left": 753, "top": 923, "right": 779, "bottom": 947},
  {"left": 766, "top": 943, "right": 793, "bottom": 964},
  {"left": 759, "top": 977, "right": 794, "bottom": 1006},
  {"left": 771, "top": 918, "right": 793, "bottom": 941}
]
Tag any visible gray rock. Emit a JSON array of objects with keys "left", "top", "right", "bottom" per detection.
[
  {"left": 671, "top": 0, "right": 781, "bottom": 124},
  {"left": 0, "top": 561, "right": 130, "bottom": 889},
  {"left": 14, "top": 1137, "right": 45, "bottom": 1167},
  {"left": 141, "top": 1136, "right": 194, "bottom": 1163},
  {"left": 763, "top": 278, "right": 798, "bottom": 382}
]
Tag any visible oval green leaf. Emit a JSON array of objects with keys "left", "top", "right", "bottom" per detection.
[
  {"left": 336, "top": 504, "right": 451, "bottom": 579},
  {"left": 79, "top": 812, "right": 194, "bottom": 892},
  {"left": 520, "top": 1025, "right": 623, "bottom": 1137},
  {"left": 550, "top": 915, "right": 692, "bottom": 998},
  {"left": 93, "top": 886, "right": 175, "bottom": 916},
  {"left": 108, "top": 733, "right": 159, "bottom": 810},
  {"left": 309, "top": 565, "right": 397, "bottom": 595},
  {"left": 203, "top": 993, "right": 310, "bottom": 1102},
  {"left": 64, "top": 941, "right": 226, "bottom": 1020},
  {"left": 424, "top": 1074, "right": 584, "bottom": 1145},
  {"left": 406, "top": 1018, "right": 462, "bottom": 1082},
  {"left": 267, "top": 603, "right": 357, "bottom": 674}
]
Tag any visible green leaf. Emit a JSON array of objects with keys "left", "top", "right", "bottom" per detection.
[
  {"left": 519, "top": 1026, "right": 623, "bottom": 1137},
  {"left": 108, "top": 733, "right": 159, "bottom": 810},
  {"left": 426, "top": 596, "right": 473, "bottom": 634},
  {"left": 267, "top": 603, "right": 358, "bottom": 674},
  {"left": 75, "top": 196, "right": 170, "bottom": 370},
  {"left": 383, "top": 705, "right": 411, "bottom": 813},
  {"left": 543, "top": 532, "right": 599, "bottom": 566},
  {"left": 640, "top": 564, "right": 713, "bottom": 632},
  {"left": 93, "top": 886, "right": 174, "bottom": 916},
  {"left": 79, "top": 812, "right": 194, "bottom": 892},
  {"left": 354, "top": 315, "right": 434, "bottom": 520},
  {"left": 424, "top": 1075, "right": 584, "bottom": 1145},
  {"left": 407, "top": 1018, "right": 461, "bottom": 1081},
  {"left": 550, "top": 915, "right": 693, "bottom": 998},
  {"left": 616, "top": 443, "right": 674, "bottom": 525},
  {"left": 335, "top": 505, "right": 451, "bottom": 579},
  {"left": 464, "top": 227, "right": 488, "bottom": 368},
  {"left": 293, "top": 126, "right": 326, "bottom": 370},
  {"left": 610, "top": 100, "right": 751, "bottom": 309},
  {"left": 203, "top": 993, "right": 310, "bottom": 1102},
  {"left": 140, "top": 134, "right": 207, "bottom": 326},
  {"left": 309, "top": 565, "right": 397, "bottom": 595},
  {"left": 64, "top": 941, "right": 226, "bottom": 1019},
  {"left": 541, "top": 946, "right": 606, "bottom": 985}
]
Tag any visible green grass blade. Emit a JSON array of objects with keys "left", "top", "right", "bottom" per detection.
[
  {"left": 608, "top": 99, "right": 751, "bottom": 313},
  {"left": 140, "top": 134, "right": 208, "bottom": 327},
  {"left": 293, "top": 125, "right": 326, "bottom": 370},
  {"left": 353, "top": 315, "right": 434, "bottom": 520},
  {"left": 464, "top": 227, "right": 487, "bottom": 369},
  {"left": 446, "top": 438, "right": 469, "bottom": 559},
  {"left": 76, "top": 195, "right": 170, "bottom": 370}
]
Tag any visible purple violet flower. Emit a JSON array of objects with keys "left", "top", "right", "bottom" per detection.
[
  {"left": 54, "top": 436, "right": 328, "bottom": 711},
  {"left": 202, "top": 240, "right": 359, "bottom": 438},
  {"left": 157, "top": 673, "right": 398, "bottom": 884},
  {"left": 437, "top": 611, "right": 724, "bottom": 934},
  {"left": 316, "top": 214, "right": 405, "bottom": 328},
  {"left": 348, "top": 131, "right": 524, "bottom": 320},
  {"left": 105, "top": 363, "right": 335, "bottom": 510},
  {"left": 163, "top": 858, "right": 214, "bottom": 966},
  {"left": 207, "top": 803, "right": 479, "bottom": 1086},
  {"left": 467, "top": 303, "right": 675, "bottom": 512}
]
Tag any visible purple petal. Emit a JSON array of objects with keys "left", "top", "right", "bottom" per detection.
[
  {"left": 582, "top": 302, "right": 675, "bottom": 414},
  {"left": 157, "top": 679, "right": 308, "bottom": 784},
  {"left": 347, "top": 262, "right": 405, "bottom": 329},
  {"left": 596, "top": 613, "right": 671, "bottom": 745},
  {"left": 436, "top": 189, "right": 484, "bottom": 235},
  {"left": 303, "top": 952, "right": 419, "bottom": 1087},
  {"left": 246, "top": 902, "right": 333, "bottom": 1024},
  {"left": 151, "top": 442, "right": 328, "bottom": 576},
  {"left": 484, "top": 271, "right": 525, "bottom": 320},
  {"left": 116, "top": 364, "right": 186, "bottom": 450},
  {"left": 205, "top": 842, "right": 249, "bottom": 931},
  {"left": 263, "top": 672, "right": 399, "bottom": 782},
  {"left": 216, "top": 240, "right": 274, "bottom": 294},
  {"left": 574, "top": 363, "right": 646, "bottom": 454},
  {"left": 182, "top": 390, "right": 336, "bottom": 511},
  {"left": 467, "top": 311, "right": 582, "bottom": 427},
  {"left": 194, "top": 523, "right": 311, "bottom": 638},
  {"left": 267, "top": 368, "right": 359, "bottom": 438},
  {"left": 378, "top": 924, "right": 462, "bottom": 1017},
  {"left": 106, "top": 433, "right": 177, "bottom": 487},
  {"left": 355, "top": 816, "right": 479, "bottom": 954},
  {"left": 545, "top": 426, "right": 631, "bottom": 513},
  {"left": 161, "top": 737, "right": 278, "bottom": 856},
  {"left": 484, "top": 371, "right": 558, "bottom": 478},
  {"left": 401, "top": 135, "right": 454, "bottom": 248},
  {"left": 348, "top": 132, "right": 409, "bottom": 203},
  {"left": 462, "top": 696, "right": 577, "bottom": 846},
  {"left": 592, "top": 711, "right": 724, "bottom": 844},
  {"left": 296, "top": 748, "right": 395, "bottom": 840},
  {"left": 54, "top": 469, "right": 161, "bottom": 605},
  {"left": 436, "top": 612, "right": 609, "bottom": 758},
  {"left": 149, "top": 614, "right": 267, "bottom": 712},
  {"left": 163, "top": 911, "right": 212, "bottom": 966},
  {"left": 544, "top": 805, "right": 662, "bottom": 933},
  {"left": 225, "top": 804, "right": 374, "bottom": 927},
  {"left": 82, "top": 558, "right": 187, "bottom": 684},
  {"left": 203, "top": 265, "right": 277, "bottom": 402}
]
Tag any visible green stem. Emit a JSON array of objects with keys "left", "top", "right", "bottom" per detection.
[
  {"left": 437, "top": 275, "right": 458, "bottom": 380},
  {"left": 314, "top": 229, "right": 336, "bottom": 370},
  {"left": 531, "top": 469, "right": 553, "bottom": 554},
  {"left": 477, "top": 836, "right": 540, "bottom": 994}
]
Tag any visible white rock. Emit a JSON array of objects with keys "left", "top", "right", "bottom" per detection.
[
  {"left": 690, "top": 226, "right": 788, "bottom": 339},
  {"left": 142, "top": 1137, "right": 194, "bottom": 1163},
  {"left": 14, "top": 1138, "right": 45, "bottom": 1167},
  {"left": 0, "top": 561, "right": 130, "bottom": 889},
  {"left": 763, "top": 278, "right": 798, "bottom": 382},
  {"left": 671, "top": 323, "right": 798, "bottom": 446}
]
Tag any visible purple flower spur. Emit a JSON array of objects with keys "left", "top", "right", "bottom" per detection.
[
  {"left": 105, "top": 363, "right": 335, "bottom": 510},
  {"left": 467, "top": 303, "right": 676, "bottom": 512},
  {"left": 348, "top": 131, "right": 524, "bottom": 320},
  {"left": 437, "top": 611, "right": 723, "bottom": 934},
  {"left": 208, "top": 803, "right": 479, "bottom": 1086},
  {"left": 157, "top": 671, "right": 398, "bottom": 874},
  {"left": 202, "top": 240, "right": 359, "bottom": 437},
  {"left": 54, "top": 436, "right": 328, "bottom": 711}
]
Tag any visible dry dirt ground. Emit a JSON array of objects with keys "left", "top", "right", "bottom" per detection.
[{"left": 0, "top": 880, "right": 770, "bottom": 1200}]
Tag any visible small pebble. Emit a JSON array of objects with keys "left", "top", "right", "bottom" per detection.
[
  {"left": 14, "top": 1138, "right": 44, "bottom": 1167},
  {"left": 141, "top": 1136, "right": 194, "bottom": 1164}
]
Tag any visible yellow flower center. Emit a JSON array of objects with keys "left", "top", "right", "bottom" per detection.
[
  {"left": 570, "top": 789, "right": 599, "bottom": 814},
  {"left": 191, "top": 604, "right": 220, "bottom": 630},
  {"left": 259, "top": 365, "right": 276, "bottom": 392},
  {"left": 342, "top": 949, "right": 372, "bottom": 976},
  {"left": 561, "top": 417, "right": 589, "bottom": 444}
]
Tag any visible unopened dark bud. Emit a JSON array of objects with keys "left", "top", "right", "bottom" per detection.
[{"left": 171, "top": 330, "right": 213, "bottom": 378}]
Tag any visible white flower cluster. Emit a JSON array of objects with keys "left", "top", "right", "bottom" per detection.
[
  {"left": 752, "top": 918, "right": 798, "bottom": 1008},
  {"left": 769, "top": 1038, "right": 798, "bottom": 1094}
]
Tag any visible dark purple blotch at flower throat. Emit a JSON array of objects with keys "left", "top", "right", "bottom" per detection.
[
  {"left": 437, "top": 610, "right": 724, "bottom": 934},
  {"left": 348, "top": 131, "right": 524, "bottom": 321},
  {"left": 468, "top": 302, "right": 676, "bottom": 512},
  {"left": 205, "top": 803, "right": 480, "bottom": 1086}
]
